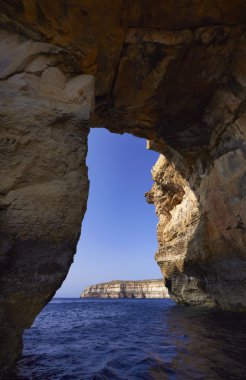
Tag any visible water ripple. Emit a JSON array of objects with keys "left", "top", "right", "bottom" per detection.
[{"left": 11, "top": 299, "right": 246, "bottom": 379}]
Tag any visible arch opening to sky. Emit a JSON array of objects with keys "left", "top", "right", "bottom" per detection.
[{"left": 56, "top": 129, "right": 161, "bottom": 298}]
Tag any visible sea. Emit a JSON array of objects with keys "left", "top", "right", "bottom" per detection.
[{"left": 8, "top": 298, "right": 246, "bottom": 379}]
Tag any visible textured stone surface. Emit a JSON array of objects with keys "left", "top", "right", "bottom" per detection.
[
  {"left": 146, "top": 38, "right": 246, "bottom": 308},
  {"left": 0, "top": 0, "right": 246, "bottom": 370},
  {"left": 81, "top": 280, "right": 169, "bottom": 299},
  {"left": 0, "top": 30, "right": 94, "bottom": 369}
]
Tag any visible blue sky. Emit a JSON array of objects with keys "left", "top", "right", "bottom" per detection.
[{"left": 56, "top": 128, "right": 161, "bottom": 297}]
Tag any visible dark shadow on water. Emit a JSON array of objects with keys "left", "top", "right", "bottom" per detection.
[{"left": 163, "top": 305, "right": 246, "bottom": 380}]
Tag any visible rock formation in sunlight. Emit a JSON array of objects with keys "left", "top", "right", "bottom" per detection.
[
  {"left": 81, "top": 280, "right": 169, "bottom": 299},
  {"left": 0, "top": 0, "right": 246, "bottom": 369}
]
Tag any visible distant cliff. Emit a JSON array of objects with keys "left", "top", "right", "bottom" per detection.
[{"left": 80, "top": 280, "right": 169, "bottom": 299}]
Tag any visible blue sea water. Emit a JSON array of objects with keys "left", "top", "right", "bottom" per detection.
[{"left": 12, "top": 298, "right": 246, "bottom": 379}]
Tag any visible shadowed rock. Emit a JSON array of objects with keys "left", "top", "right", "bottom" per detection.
[{"left": 0, "top": 0, "right": 246, "bottom": 370}]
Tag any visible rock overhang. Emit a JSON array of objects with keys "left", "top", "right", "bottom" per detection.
[
  {"left": 0, "top": 0, "right": 246, "bottom": 155},
  {"left": 0, "top": 0, "right": 246, "bottom": 371}
]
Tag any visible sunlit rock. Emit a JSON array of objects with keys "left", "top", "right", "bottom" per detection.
[{"left": 81, "top": 280, "right": 169, "bottom": 299}]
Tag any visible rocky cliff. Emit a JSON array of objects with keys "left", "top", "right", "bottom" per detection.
[
  {"left": 0, "top": 0, "right": 246, "bottom": 370},
  {"left": 81, "top": 280, "right": 169, "bottom": 299}
]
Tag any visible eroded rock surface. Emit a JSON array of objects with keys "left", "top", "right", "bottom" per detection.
[
  {"left": 0, "top": 30, "right": 94, "bottom": 369},
  {"left": 81, "top": 280, "right": 169, "bottom": 299},
  {"left": 146, "top": 31, "right": 246, "bottom": 309},
  {"left": 0, "top": 0, "right": 246, "bottom": 370}
]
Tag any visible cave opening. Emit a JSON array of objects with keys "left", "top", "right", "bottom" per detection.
[{"left": 55, "top": 128, "right": 161, "bottom": 298}]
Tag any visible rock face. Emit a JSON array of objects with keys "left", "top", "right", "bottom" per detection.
[
  {"left": 0, "top": 29, "right": 94, "bottom": 369},
  {"left": 81, "top": 280, "right": 169, "bottom": 299},
  {"left": 146, "top": 69, "right": 246, "bottom": 309},
  {"left": 0, "top": 0, "right": 246, "bottom": 370}
]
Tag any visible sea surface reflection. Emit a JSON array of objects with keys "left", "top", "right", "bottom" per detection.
[{"left": 11, "top": 299, "right": 246, "bottom": 379}]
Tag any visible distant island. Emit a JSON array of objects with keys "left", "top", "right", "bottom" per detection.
[{"left": 80, "top": 279, "right": 170, "bottom": 299}]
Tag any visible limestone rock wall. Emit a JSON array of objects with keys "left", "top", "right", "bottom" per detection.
[
  {"left": 0, "top": 30, "right": 94, "bottom": 369},
  {"left": 81, "top": 280, "right": 169, "bottom": 299},
  {"left": 146, "top": 32, "right": 246, "bottom": 309}
]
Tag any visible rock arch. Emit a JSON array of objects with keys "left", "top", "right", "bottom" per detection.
[{"left": 0, "top": 0, "right": 246, "bottom": 369}]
